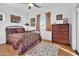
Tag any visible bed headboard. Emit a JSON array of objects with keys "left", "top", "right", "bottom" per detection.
[
  {"left": 6, "top": 26, "right": 25, "bottom": 34},
  {"left": 6, "top": 26, "right": 26, "bottom": 43}
]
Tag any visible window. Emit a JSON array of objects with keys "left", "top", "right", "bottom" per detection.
[
  {"left": 40, "top": 15, "right": 46, "bottom": 29},
  {"left": 0, "top": 14, "right": 3, "bottom": 21},
  {"left": 40, "top": 15, "right": 46, "bottom": 32}
]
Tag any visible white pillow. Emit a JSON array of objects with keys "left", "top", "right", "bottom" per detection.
[{"left": 32, "top": 31, "right": 40, "bottom": 34}]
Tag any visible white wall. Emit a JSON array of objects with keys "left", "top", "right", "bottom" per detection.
[
  {"left": 0, "top": 4, "right": 29, "bottom": 44},
  {"left": 29, "top": 3, "right": 73, "bottom": 41},
  {"left": 71, "top": 4, "right": 77, "bottom": 50},
  {"left": 75, "top": 4, "right": 79, "bottom": 51}
]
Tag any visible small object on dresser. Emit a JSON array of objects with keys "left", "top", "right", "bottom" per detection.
[{"left": 63, "top": 18, "right": 69, "bottom": 24}]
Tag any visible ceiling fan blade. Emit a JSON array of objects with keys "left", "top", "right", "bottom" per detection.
[
  {"left": 32, "top": 3, "right": 41, "bottom": 8},
  {"left": 20, "top": 3, "right": 42, "bottom": 9}
]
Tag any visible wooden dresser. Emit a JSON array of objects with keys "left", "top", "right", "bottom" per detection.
[{"left": 52, "top": 24, "right": 69, "bottom": 44}]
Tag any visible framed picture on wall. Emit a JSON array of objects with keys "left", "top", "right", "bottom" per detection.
[
  {"left": 0, "top": 14, "right": 4, "bottom": 21},
  {"left": 11, "top": 15, "right": 21, "bottom": 23},
  {"left": 30, "top": 18, "right": 35, "bottom": 26},
  {"left": 56, "top": 14, "right": 63, "bottom": 20}
]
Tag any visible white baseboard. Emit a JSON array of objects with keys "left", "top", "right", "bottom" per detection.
[{"left": 0, "top": 41, "right": 6, "bottom": 44}]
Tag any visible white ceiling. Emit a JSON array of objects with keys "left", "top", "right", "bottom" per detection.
[
  {"left": 5, "top": 3, "right": 44, "bottom": 13},
  {"left": 4, "top": 3, "right": 73, "bottom": 14}
]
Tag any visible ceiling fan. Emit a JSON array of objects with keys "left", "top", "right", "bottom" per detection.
[{"left": 21, "top": 3, "right": 42, "bottom": 9}]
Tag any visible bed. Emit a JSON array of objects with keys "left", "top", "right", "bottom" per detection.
[{"left": 6, "top": 26, "right": 41, "bottom": 54}]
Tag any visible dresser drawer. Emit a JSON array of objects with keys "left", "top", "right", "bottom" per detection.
[
  {"left": 53, "top": 26, "right": 69, "bottom": 31},
  {"left": 53, "top": 32, "right": 68, "bottom": 36},
  {"left": 53, "top": 34, "right": 68, "bottom": 38},
  {"left": 53, "top": 38, "right": 69, "bottom": 44}
]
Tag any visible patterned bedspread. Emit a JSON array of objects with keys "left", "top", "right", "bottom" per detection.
[{"left": 7, "top": 31, "right": 41, "bottom": 53}]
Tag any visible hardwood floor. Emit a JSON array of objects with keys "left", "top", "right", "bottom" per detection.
[
  {"left": 0, "top": 40, "right": 77, "bottom": 56},
  {"left": 0, "top": 44, "right": 17, "bottom": 56}
]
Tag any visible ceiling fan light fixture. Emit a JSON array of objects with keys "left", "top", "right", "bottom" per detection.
[{"left": 29, "top": 3, "right": 33, "bottom": 7}]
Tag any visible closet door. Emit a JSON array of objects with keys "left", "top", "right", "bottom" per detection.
[
  {"left": 46, "top": 12, "right": 51, "bottom": 31},
  {"left": 36, "top": 15, "right": 40, "bottom": 31}
]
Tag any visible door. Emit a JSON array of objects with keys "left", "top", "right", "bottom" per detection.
[
  {"left": 40, "top": 14, "right": 46, "bottom": 39},
  {"left": 77, "top": 7, "right": 79, "bottom": 52}
]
